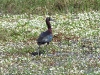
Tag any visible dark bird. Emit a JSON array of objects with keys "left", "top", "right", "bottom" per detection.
[
  {"left": 31, "top": 17, "right": 54, "bottom": 56},
  {"left": 37, "top": 17, "right": 53, "bottom": 45}
]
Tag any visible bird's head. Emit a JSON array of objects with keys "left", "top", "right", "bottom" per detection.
[{"left": 46, "top": 17, "right": 55, "bottom": 22}]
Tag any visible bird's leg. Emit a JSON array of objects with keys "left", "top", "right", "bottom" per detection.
[
  {"left": 58, "top": 41, "right": 63, "bottom": 66},
  {"left": 58, "top": 41, "right": 62, "bottom": 56},
  {"left": 46, "top": 42, "right": 49, "bottom": 56},
  {"left": 38, "top": 45, "right": 40, "bottom": 56}
]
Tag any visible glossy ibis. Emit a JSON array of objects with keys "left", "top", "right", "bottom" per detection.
[{"left": 32, "top": 17, "right": 54, "bottom": 56}]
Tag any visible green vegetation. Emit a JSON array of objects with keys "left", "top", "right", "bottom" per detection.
[
  {"left": 0, "top": 0, "right": 100, "bottom": 15},
  {"left": 0, "top": 11, "right": 100, "bottom": 75},
  {"left": 0, "top": 0, "right": 100, "bottom": 75}
]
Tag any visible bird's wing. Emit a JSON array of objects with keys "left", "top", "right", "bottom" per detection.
[
  {"left": 42, "top": 34, "right": 53, "bottom": 42},
  {"left": 37, "top": 32, "right": 53, "bottom": 43},
  {"left": 37, "top": 32, "right": 46, "bottom": 42}
]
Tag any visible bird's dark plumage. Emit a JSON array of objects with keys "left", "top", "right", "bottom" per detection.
[
  {"left": 37, "top": 17, "right": 53, "bottom": 45},
  {"left": 31, "top": 17, "right": 54, "bottom": 56},
  {"left": 37, "top": 30, "right": 53, "bottom": 45}
]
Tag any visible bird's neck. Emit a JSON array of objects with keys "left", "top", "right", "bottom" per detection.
[
  {"left": 46, "top": 20, "right": 51, "bottom": 29},
  {"left": 48, "top": 28, "right": 52, "bottom": 33},
  {"left": 46, "top": 20, "right": 52, "bottom": 33}
]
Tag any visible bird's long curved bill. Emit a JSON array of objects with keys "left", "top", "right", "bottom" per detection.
[{"left": 50, "top": 18, "right": 55, "bottom": 22}]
